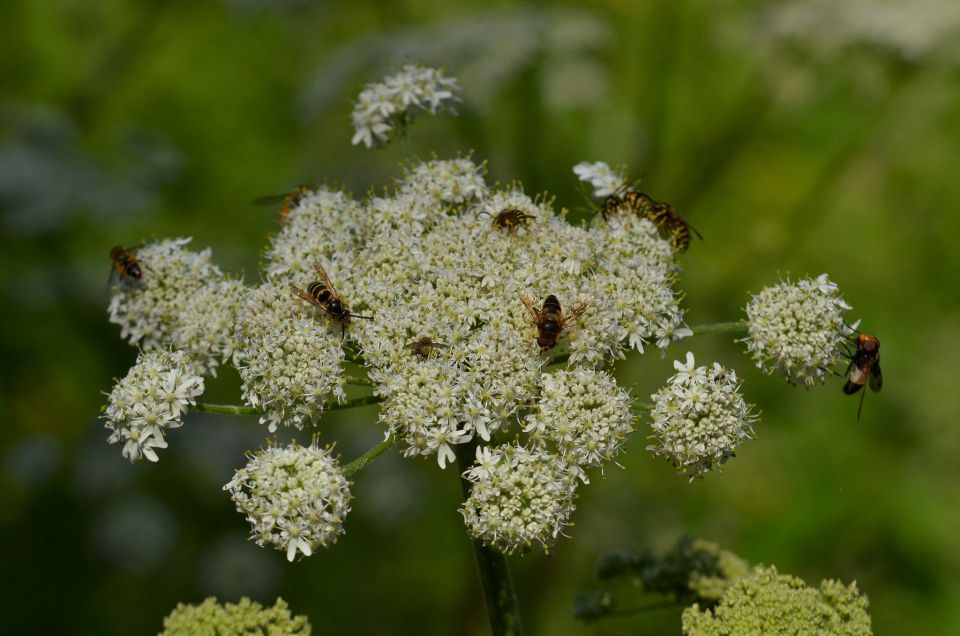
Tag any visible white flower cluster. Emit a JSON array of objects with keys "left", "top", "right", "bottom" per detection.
[
  {"left": 524, "top": 368, "right": 633, "bottom": 480},
  {"left": 351, "top": 64, "right": 460, "bottom": 148},
  {"left": 321, "top": 160, "right": 686, "bottom": 466},
  {"left": 460, "top": 444, "right": 578, "bottom": 554},
  {"left": 107, "top": 237, "right": 245, "bottom": 375},
  {"left": 744, "top": 274, "right": 853, "bottom": 387},
  {"left": 224, "top": 442, "right": 352, "bottom": 562},
  {"left": 648, "top": 353, "right": 757, "bottom": 481},
  {"left": 102, "top": 349, "right": 204, "bottom": 463},
  {"left": 233, "top": 283, "right": 346, "bottom": 433},
  {"left": 573, "top": 160, "right": 626, "bottom": 198}
]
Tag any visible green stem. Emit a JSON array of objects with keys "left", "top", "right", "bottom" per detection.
[
  {"left": 343, "top": 436, "right": 396, "bottom": 476},
  {"left": 689, "top": 320, "right": 748, "bottom": 336},
  {"left": 193, "top": 402, "right": 260, "bottom": 416},
  {"left": 455, "top": 441, "right": 524, "bottom": 636},
  {"left": 328, "top": 394, "right": 382, "bottom": 411}
]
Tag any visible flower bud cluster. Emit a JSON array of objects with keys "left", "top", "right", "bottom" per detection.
[
  {"left": 524, "top": 368, "right": 633, "bottom": 479},
  {"left": 233, "top": 283, "right": 346, "bottom": 432},
  {"left": 744, "top": 273, "right": 853, "bottom": 386},
  {"left": 460, "top": 444, "right": 578, "bottom": 554},
  {"left": 224, "top": 442, "right": 352, "bottom": 562},
  {"left": 160, "top": 597, "right": 310, "bottom": 636},
  {"left": 648, "top": 353, "right": 756, "bottom": 480},
  {"left": 682, "top": 565, "right": 872, "bottom": 636},
  {"left": 351, "top": 64, "right": 460, "bottom": 148},
  {"left": 102, "top": 349, "right": 204, "bottom": 462}
]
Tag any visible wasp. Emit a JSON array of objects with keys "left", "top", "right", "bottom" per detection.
[
  {"left": 592, "top": 184, "right": 701, "bottom": 252},
  {"left": 521, "top": 292, "right": 590, "bottom": 351},
  {"left": 253, "top": 185, "right": 310, "bottom": 222},
  {"left": 480, "top": 208, "right": 536, "bottom": 233},
  {"left": 407, "top": 336, "right": 448, "bottom": 359},
  {"left": 290, "top": 263, "right": 372, "bottom": 338},
  {"left": 842, "top": 333, "right": 882, "bottom": 420},
  {"left": 109, "top": 245, "right": 142, "bottom": 280}
]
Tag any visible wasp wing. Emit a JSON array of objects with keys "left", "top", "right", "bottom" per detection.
[
  {"left": 561, "top": 300, "right": 592, "bottom": 329},
  {"left": 520, "top": 291, "right": 541, "bottom": 322}
]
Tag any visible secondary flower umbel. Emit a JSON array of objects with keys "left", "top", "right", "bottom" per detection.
[
  {"left": 224, "top": 441, "right": 352, "bottom": 561},
  {"left": 102, "top": 349, "right": 204, "bottom": 462},
  {"left": 648, "top": 353, "right": 757, "bottom": 481},
  {"left": 744, "top": 273, "right": 854, "bottom": 387}
]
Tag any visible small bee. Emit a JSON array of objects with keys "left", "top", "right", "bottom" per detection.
[
  {"left": 842, "top": 333, "right": 882, "bottom": 420},
  {"left": 290, "top": 263, "right": 372, "bottom": 339},
  {"left": 407, "top": 336, "right": 448, "bottom": 359},
  {"left": 480, "top": 208, "right": 536, "bottom": 233},
  {"left": 521, "top": 292, "right": 591, "bottom": 352},
  {"left": 253, "top": 185, "right": 310, "bottom": 222},
  {"left": 109, "top": 245, "right": 142, "bottom": 280}
]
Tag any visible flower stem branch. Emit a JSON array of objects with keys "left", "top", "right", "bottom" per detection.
[
  {"left": 328, "top": 394, "right": 382, "bottom": 411},
  {"left": 689, "top": 320, "right": 748, "bottom": 336},
  {"left": 343, "top": 436, "right": 396, "bottom": 476},
  {"left": 194, "top": 402, "right": 260, "bottom": 416},
  {"left": 455, "top": 441, "right": 524, "bottom": 636}
]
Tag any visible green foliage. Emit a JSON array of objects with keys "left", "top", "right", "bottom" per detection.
[
  {"left": 160, "top": 597, "right": 310, "bottom": 636},
  {"left": 682, "top": 566, "right": 872, "bottom": 636}
]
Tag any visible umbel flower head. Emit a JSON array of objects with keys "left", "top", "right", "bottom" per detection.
[
  {"left": 647, "top": 353, "right": 757, "bottom": 481},
  {"left": 233, "top": 283, "right": 347, "bottom": 433},
  {"left": 524, "top": 368, "right": 634, "bottom": 479},
  {"left": 107, "top": 237, "right": 245, "bottom": 375},
  {"left": 460, "top": 444, "right": 579, "bottom": 555},
  {"left": 682, "top": 565, "right": 872, "bottom": 636},
  {"left": 744, "top": 273, "right": 853, "bottom": 387},
  {"left": 102, "top": 349, "right": 204, "bottom": 462},
  {"left": 351, "top": 64, "right": 460, "bottom": 148},
  {"left": 160, "top": 597, "right": 310, "bottom": 636},
  {"left": 224, "top": 441, "right": 352, "bottom": 561}
]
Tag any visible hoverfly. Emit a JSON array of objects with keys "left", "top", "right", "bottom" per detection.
[
  {"left": 253, "top": 185, "right": 310, "bottom": 222},
  {"left": 407, "top": 336, "right": 448, "bottom": 359},
  {"left": 842, "top": 333, "right": 882, "bottom": 420},
  {"left": 480, "top": 208, "right": 536, "bottom": 233},
  {"left": 290, "top": 263, "right": 372, "bottom": 339},
  {"left": 109, "top": 245, "right": 142, "bottom": 280},
  {"left": 592, "top": 183, "right": 701, "bottom": 252},
  {"left": 520, "top": 292, "right": 591, "bottom": 351}
]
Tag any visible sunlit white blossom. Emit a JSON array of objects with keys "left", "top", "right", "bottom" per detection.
[
  {"left": 573, "top": 161, "right": 626, "bottom": 198},
  {"left": 744, "top": 274, "right": 853, "bottom": 387},
  {"left": 108, "top": 238, "right": 225, "bottom": 353},
  {"left": 224, "top": 442, "right": 352, "bottom": 561},
  {"left": 351, "top": 65, "right": 460, "bottom": 148},
  {"left": 524, "top": 368, "right": 633, "bottom": 479},
  {"left": 648, "top": 353, "right": 757, "bottom": 481},
  {"left": 102, "top": 349, "right": 204, "bottom": 462},
  {"left": 233, "top": 283, "right": 346, "bottom": 432},
  {"left": 460, "top": 444, "right": 578, "bottom": 554}
]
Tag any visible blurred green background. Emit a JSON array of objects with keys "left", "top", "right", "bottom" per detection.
[{"left": 2, "top": 1, "right": 959, "bottom": 634}]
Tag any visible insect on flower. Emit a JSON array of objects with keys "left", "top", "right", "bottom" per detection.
[
  {"left": 480, "top": 208, "right": 536, "bottom": 233},
  {"left": 592, "top": 183, "right": 702, "bottom": 252},
  {"left": 253, "top": 186, "right": 311, "bottom": 222},
  {"left": 109, "top": 245, "right": 143, "bottom": 280},
  {"left": 407, "top": 336, "right": 448, "bottom": 358},
  {"left": 842, "top": 333, "right": 882, "bottom": 420},
  {"left": 521, "top": 292, "right": 590, "bottom": 352},
  {"left": 290, "top": 263, "right": 372, "bottom": 339}
]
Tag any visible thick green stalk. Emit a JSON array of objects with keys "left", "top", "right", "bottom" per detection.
[
  {"left": 689, "top": 320, "right": 748, "bottom": 337},
  {"left": 455, "top": 441, "right": 524, "bottom": 636},
  {"left": 193, "top": 402, "right": 260, "bottom": 416}
]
